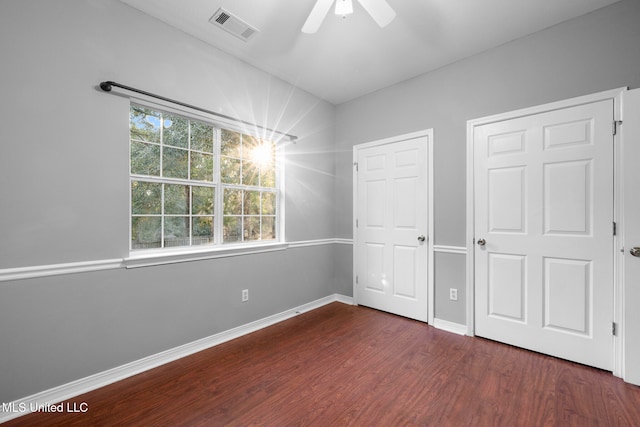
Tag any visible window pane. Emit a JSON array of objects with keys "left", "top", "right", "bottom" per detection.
[
  {"left": 249, "top": 140, "right": 276, "bottom": 187},
  {"left": 132, "top": 216, "right": 161, "bottom": 249},
  {"left": 191, "top": 121, "right": 214, "bottom": 153},
  {"left": 131, "top": 141, "right": 160, "bottom": 176},
  {"left": 192, "top": 216, "right": 214, "bottom": 246},
  {"left": 244, "top": 217, "right": 260, "bottom": 241},
  {"left": 130, "top": 106, "right": 160, "bottom": 143},
  {"left": 223, "top": 216, "right": 241, "bottom": 243},
  {"left": 244, "top": 190, "right": 260, "bottom": 215},
  {"left": 164, "top": 184, "right": 189, "bottom": 215},
  {"left": 260, "top": 163, "right": 276, "bottom": 188},
  {"left": 262, "top": 192, "right": 276, "bottom": 215},
  {"left": 164, "top": 216, "right": 190, "bottom": 247},
  {"left": 192, "top": 186, "right": 214, "bottom": 215},
  {"left": 242, "top": 160, "right": 260, "bottom": 186},
  {"left": 162, "top": 147, "right": 188, "bottom": 179},
  {"left": 190, "top": 152, "right": 214, "bottom": 182},
  {"left": 221, "top": 156, "right": 241, "bottom": 184},
  {"left": 162, "top": 114, "right": 189, "bottom": 148},
  {"left": 242, "top": 134, "right": 258, "bottom": 159},
  {"left": 261, "top": 216, "right": 276, "bottom": 240},
  {"left": 221, "top": 129, "right": 241, "bottom": 157},
  {"left": 131, "top": 181, "right": 161, "bottom": 215},
  {"left": 224, "top": 189, "right": 243, "bottom": 215}
]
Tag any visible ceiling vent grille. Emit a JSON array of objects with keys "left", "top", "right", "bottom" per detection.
[{"left": 209, "top": 8, "right": 259, "bottom": 42}]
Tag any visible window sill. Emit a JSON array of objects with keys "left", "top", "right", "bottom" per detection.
[{"left": 124, "top": 242, "right": 289, "bottom": 269}]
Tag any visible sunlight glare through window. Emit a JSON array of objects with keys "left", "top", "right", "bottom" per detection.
[{"left": 250, "top": 142, "right": 273, "bottom": 169}]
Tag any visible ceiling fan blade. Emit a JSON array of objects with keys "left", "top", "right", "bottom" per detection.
[
  {"left": 302, "top": 0, "right": 335, "bottom": 33},
  {"left": 357, "top": 0, "right": 396, "bottom": 27}
]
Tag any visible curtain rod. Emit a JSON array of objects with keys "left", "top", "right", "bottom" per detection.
[{"left": 99, "top": 81, "right": 297, "bottom": 142}]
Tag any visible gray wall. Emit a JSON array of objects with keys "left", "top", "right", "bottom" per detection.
[
  {"left": 335, "top": 0, "right": 640, "bottom": 324},
  {"left": 0, "top": 0, "right": 336, "bottom": 403}
]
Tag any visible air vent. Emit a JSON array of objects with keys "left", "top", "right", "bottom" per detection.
[{"left": 209, "top": 8, "right": 259, "bottom": 42}]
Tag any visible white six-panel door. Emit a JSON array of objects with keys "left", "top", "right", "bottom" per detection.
[
  {"left": 354, "top": 132, "right": 431, "bottom": 322},
  {"left": 474, "top": 99, "right": 614, "bottom": 370}
]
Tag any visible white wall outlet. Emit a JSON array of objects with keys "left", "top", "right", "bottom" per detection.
[
  {"left": 449, "top": 288, "right": 458, "bottom": 301},
  {"left": 242, "top": 289, "right": 249, "bottom": 302}
]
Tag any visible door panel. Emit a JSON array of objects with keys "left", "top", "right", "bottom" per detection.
[
  {"left": 544, "top": 257, "right": 590, "bottom": 334},
  {"left": 544, "top": 160, "right": 591, "bottom": 234},
  {"left": 489, "top": 167, "right": 526, "bottom": 233},
  {"left": 364, "top": 243, "right": 385, "bottom": 292},
  {"left": 394, "top": 245, "right": 417, "bottom": 298},
  {"left": 366, "top": 180, "right": 385, "bottom": 226},
  {"left": 474, "top": 99, "right": 613, "bottom": 370},
  {"left": 355, "top": 135, "right": 429, "bottom": 321},
  {"left": 488, "top": 253, "right": 526, "bottom": 321}
]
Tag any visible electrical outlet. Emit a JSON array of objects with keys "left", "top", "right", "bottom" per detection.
[
  {"left": 449, "top": 288, "right": 458, "bottom": 301},
  {"left": 242, "top": 289, "right": 249, "bottom": 302}
]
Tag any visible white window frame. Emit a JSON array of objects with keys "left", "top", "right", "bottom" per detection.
[{"left": 125, "top": 97, "right": 287, "bottom": 268}]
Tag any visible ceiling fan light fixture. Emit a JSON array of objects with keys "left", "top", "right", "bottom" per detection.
[
  {"left": 335, "top": 0, "right": 353, "bottom": 18},
  {"left": 302, "top": 0, "right": 395, "bottom": 33}
]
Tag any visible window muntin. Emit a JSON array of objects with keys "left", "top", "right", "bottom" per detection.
[{"left": 129, "top": 104, "right": 279, "bottom": 251}]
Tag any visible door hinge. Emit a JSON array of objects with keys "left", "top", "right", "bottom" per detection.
[
  {"left": 356, "top": 219, "right": 359, "bottom": 228},
  {"left": 612, "top": 322, "right": 617, "bottom": 336},
  {"left": 353, "top": 161, "right": 359, "bottom": 171},
  {"left": 355, "top": 275, "right": 359, "bottom": 284},
  {"left": 613, "top": 120, "right": 623, "bottom": 136},
  {"left": 613, "top": 221, "right": 617, "bottom": 236}
]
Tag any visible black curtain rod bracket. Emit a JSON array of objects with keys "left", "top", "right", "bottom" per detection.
[{"left": 99, "top": 80, "right": 297, "bottom": 142}]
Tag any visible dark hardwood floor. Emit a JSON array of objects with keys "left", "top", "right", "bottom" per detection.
[{"left": 4, "top": 302, "right": 640, "bottom": 426}]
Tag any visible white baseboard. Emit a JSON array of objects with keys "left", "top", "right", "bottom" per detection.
[
  {"left": 334, "top": 294, "right": 354, "bottom": 305},
  {"left": 432, "top": 318, "right": 467, "bottom": 336},
  {"left": 0, "top": 294, "right": 353, "bottom": 424}
]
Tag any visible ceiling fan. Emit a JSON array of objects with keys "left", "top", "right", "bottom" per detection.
[{"left": 302, "top": 0, "right": 396, "bottom": 33}]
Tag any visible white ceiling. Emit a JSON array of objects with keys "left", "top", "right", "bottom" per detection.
[{"left": 119, "top": 0, "right": 620, "bottom": 105}]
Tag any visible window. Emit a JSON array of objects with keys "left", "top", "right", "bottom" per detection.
[{"left": 129, "top": 104, "right": 280, "bottom": 250}]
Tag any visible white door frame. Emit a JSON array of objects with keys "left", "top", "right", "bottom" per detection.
[
  {"left": 466, "top": 88, "right": 626, "bottom": 378},
  {"left": 353, "top": 129, "right": 435, "bottom": 324},
  {"left": 621, "top": 88, "right": 640, "bottom": 385}
]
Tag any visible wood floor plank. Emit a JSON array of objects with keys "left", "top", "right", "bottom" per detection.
[{"left": 4, "top": 303, "right": 640, "bottom": 426}]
